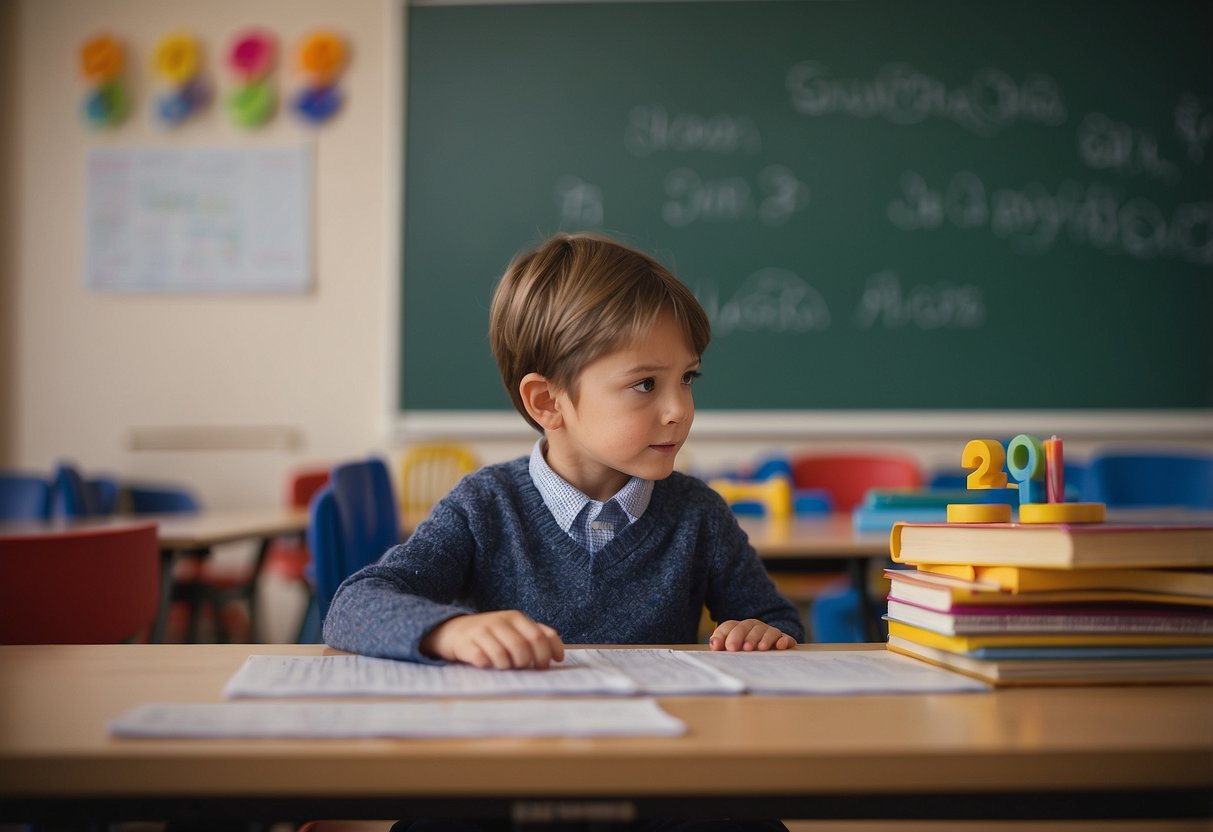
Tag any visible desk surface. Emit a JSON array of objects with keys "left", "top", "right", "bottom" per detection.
[
  {"left": 2, "top": 643, "right": 1210, "bottom": 822},
  {"left": 738, "top": 514, "right": 888, "bottom": 558},
  {"left": 0, "top": 507, "right": 309, "bottom": 550}
]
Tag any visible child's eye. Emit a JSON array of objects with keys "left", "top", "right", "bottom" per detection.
[
  {"left": 632, "top": 378, "right": 656, "bottom": 393},
  {"left": 683, "top": 370, "right": 702, "bottom": 386}
]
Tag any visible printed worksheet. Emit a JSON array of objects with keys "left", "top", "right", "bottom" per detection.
[
  {"left": 562, "top": 649, "right": 746, "bottom": 694},
  {"left": 110, "top": 698, "right": 686, "bottom": 738},
  {"left": 687, "top": 649, "right": 989, "bottom": 694},
  {"left": 224, "top": 653, "right": 637, "bottom": 698}
]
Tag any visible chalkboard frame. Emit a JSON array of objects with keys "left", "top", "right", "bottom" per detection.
[{"left": 392, "top": 0, "right": 1213, "bottom": 440}]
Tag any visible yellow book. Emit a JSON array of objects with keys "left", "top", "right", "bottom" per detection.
[
  {"left": 885, "top": 620, "right": 1213, "bottom": 653},
  {"left": 914, "top": 564, "right": 1213, "bottom": 596}
]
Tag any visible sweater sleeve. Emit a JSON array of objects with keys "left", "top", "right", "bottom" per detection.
[
  {"left": 322, "top": 491, "right": 481, "bottom": 663},
  {"left": 699, "top": 487, "right": 806, "bottom": 643}
]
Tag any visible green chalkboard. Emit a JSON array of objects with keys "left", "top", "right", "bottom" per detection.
[{"left": 400, "top": 0, "right": 1213, "bottom": 418}]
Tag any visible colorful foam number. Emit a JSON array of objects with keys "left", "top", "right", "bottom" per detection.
[
  {"left": 1006, "top": 433, "right": 1047, "bottom": 504},
  {"left": 293, "top": 30, "right": 347, "bottom": 125},
  {"left": 960, "top": 439, "right": 1008, "bottom": 489},
  {"left": 79, "top": 34, "right": 129, "bottom": 128},
  {"left": 226, "top": 29, "right": 277, "bottom": 128}
]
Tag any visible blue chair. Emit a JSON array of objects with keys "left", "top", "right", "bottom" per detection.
[
  {"left": 1084, "top": 450, "right": 1213, "bottom": 508},
  {"left": 50, "top": 462, "right": 93, "bottom": 519},
  {"left": 308, "top": 484, "right": 344, "bottom": 627},
  {"left": 124, "top": 484, "right": 203, "bottom": 514},
  {"left": 87, "top": 477, "right": 121, "bottom": 515},
  {"left": 302, "top": 457, "right": 401, "bottom": 642},
  {"left": 0, "top": 473, "right": 51, "bottom": 521}
]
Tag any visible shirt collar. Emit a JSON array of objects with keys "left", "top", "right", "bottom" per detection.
[{"left": 528, "top": 437, "right": 653, "bottom": 532}]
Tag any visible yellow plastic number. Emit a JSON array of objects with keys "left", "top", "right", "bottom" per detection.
[{"left": 961, "top": 438, "right": 1008, "bottom": 489}]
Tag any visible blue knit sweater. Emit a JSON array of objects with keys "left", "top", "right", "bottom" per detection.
[{"left": 323, "top": 457, "right": 804, "bottom": 662}]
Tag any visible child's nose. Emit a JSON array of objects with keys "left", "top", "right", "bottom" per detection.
[{"left": 662, "top": 389, "right": 693, "bottom": 424}]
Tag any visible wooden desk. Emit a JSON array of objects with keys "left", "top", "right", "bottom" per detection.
[{"left": 2, "top": 643, "right": 1209, "bottom": 825}]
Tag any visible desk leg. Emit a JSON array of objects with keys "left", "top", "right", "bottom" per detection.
[
  {"left": 151, "top": 549, "right": 176, "bottom": 643},
  {"left": 847, "top": 557, "right": 883, "bottom": 643}
]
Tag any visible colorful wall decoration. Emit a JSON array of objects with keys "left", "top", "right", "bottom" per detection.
[
  {"left": 77, "top": 27, "right": 350, "bottom": 130},
  {"left": 293, "top": 30, "right": 347, "bottom": 124},
  {"left": 151, "top": 31, "right": 211, "bottom": 126},
  {"left": 226, "top": 29, "right": 277, "bottom": 129},
  {"left": 79, "top": 33, "right": 129, "bottom": 127}
]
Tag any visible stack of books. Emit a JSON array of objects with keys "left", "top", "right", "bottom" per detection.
[{"left": 884, "top": 521, "right": 1213, "bottom": 685}]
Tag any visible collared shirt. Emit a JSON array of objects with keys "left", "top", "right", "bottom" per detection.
[{"left": 528, "top": 437, "right": 653, "bottom": 554}]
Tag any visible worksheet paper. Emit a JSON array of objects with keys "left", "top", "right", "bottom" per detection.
[
  {"left": 223, "top": 653, "right": 636, "bottom": 698},
  {"left": 109, "top": 698, "right": 686, "bottom": 738},
  {"left": 687, "top": 650, "right": 989, "bottom": 694},
  {"left": 223, "top": 649, "right": 987, "bottom": 699}
]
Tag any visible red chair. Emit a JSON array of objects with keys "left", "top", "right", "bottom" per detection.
[
  {"left": 790, "top": 453, "right": 923, "bottom": 512},
  {"left": 0, "top": 523, "right": 160, "bottom": 644}
]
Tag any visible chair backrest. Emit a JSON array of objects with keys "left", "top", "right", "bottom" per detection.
[
  {"left": 309, "top": 456, "right": 400, "bottom": 622},
  {"left": 124, "top": 483, "right": 202, "bottom": 514},
  {"left": 87, "top": 477, "right": 121, "bottom": 515},
  {"left": 0, "top": 522, "right": 161, "bottom": 644},
  {"left": 399, "top": 443, "right": 478, "bottom": 523},
  {"left": 288, "top": 468, "right": 331, "bottom": 510},
  {"left": 1084, "top": 450, "right": 1213, "bottom": 508},
  {"left": 0, "top": 473, "right": 51, "bottom": 521},
  {"left": 307, "top": 484, "right": 345, "bottom": 620},
  {"left": 50, "top": 462, "right": 93, "bottom": 519},
  {"left": 790, "top": 453, "right": 924, "bottom": 513}
]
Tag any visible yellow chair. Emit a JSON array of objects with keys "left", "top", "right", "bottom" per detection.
[{"left": 399, "top": 443, "right": 479, "bottom": 527}]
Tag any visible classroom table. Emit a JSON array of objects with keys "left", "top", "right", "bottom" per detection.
[
  {"left": 1, "top": 643, "right": 1209, "bottom": 827},
  {"left": 144, "top": 506, "right": 309, "bottom": 642}
]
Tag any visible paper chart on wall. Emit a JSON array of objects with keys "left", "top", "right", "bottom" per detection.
[{"left": 84, "top": 146, "right": 312, "bottom": 293}]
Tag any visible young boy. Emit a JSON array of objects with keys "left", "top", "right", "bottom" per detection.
[{"left": 323, "top": 232, "right": 803, "bottom": 667}]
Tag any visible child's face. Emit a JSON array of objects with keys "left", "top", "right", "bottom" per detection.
[{"left": 545, "top": 309, "right": 700, "bottom": 502}]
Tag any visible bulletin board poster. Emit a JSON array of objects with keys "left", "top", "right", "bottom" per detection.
[{"left": 85, "top": 146, "right": 312, "bottom": 293}]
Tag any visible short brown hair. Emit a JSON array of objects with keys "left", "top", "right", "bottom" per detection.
[{"left": 489, "top": 233, "right": 711, "bottom": 432}]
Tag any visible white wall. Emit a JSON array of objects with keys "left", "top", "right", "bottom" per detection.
[
  {"left": 5, "top": 0, "right": 1210, "bottom": 509},
  {"left": 8, "top": 0, "right": 396, "bottom": 507}
]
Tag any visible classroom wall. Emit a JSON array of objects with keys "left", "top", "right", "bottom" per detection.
[
  {"left": 5, "top": 0, "right": 396, "bottom": 507},
  {"left": 4, "top": 0, "right": 1210, "bottom": 509}
]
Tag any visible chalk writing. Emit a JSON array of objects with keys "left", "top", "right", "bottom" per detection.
[
  {"left": 852, "top": 271, "right": 985, "bottom": 330},
  {"left": 662, "top": 166, "right": 808, "bottom": 227},
  {"left": 785, "top": 62, "right": 1067, "bottom": 136},
  {"left": 1175, "top": 94, "right": 1213, "bottom": 164},
  {"left": 697, "top": 269, "right": 831, "bottom": 336},
  {"left": 625, "top": 106, "right": 763, "bottom": 157},
  {"left": 888, "top": 170, "right": 1213, "bottom": 265},
  {"left": 554, "top": 176, "right": 604, "bottom": 229},
  {"left": 1078, "top": 113, "right": 1178, "bottom": 182}
]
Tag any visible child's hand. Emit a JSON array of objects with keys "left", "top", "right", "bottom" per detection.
[
  {"left": 420, "top": 610, "right": 565, "bottom": 669},
  {"left": 709, "top": 619, "right": 797, "bottom": 652}
]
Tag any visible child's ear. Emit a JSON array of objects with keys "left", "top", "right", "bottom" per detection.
[{"left": 519, "top": 372, "right": 563, "bottom": 431}]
